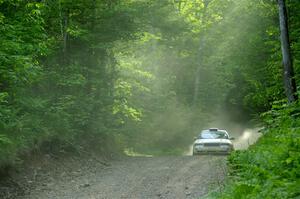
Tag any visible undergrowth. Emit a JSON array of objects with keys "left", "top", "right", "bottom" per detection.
[{"left": 208, "top": 101, "right": 300, "bottom": 199}]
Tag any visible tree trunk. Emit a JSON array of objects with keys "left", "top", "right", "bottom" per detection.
[
  {"left": 62, "top": 11, "right": 69, "bottom": 60},
  {"left": 278, "top": 0, "right": 297, "bottom": 103},
  {"left": 192, "top": 0, "right": 210, "bottom": 106}
]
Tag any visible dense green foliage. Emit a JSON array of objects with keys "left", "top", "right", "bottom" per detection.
[
  {"left": 0, "top": 0, "right": 50, "bottom": 167},
  {"left": 0, "top": 0, "right": 300, "bottom": 197},
  {"left": 0, "top": 0, "right": 146, "bottom": 167},
  {"left": 208, "top": 102, "right": 300, "bottom": 199},
  {"left": 0, "top": 0, "right": 214, "bottom": 165}
]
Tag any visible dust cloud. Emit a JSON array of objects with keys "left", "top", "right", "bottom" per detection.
[
  {"left": 184, "top": 112, "right": 262, "bottom": 156},
  {"left": 233, "top": 128, "right": 262, "bottom": 150}
]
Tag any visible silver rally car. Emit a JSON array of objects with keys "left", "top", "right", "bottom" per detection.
[{"left": 193, "top": 128, "right": 234, "bottom": 155}]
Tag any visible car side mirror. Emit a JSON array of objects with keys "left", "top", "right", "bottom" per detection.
[{"left": 229, "top": 137, "right": 235, "bottom": 140}]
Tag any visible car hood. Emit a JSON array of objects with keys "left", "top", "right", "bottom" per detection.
[{"left": 194, "top": 139, "right": 232, "bottom": 144}]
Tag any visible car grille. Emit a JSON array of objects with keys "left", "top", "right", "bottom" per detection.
[
  {"left": 204, "top": 143, "right": 230, "bottom": 147},
  {"left": 204, "top": 143, "right": 220, "bottom": 147}
]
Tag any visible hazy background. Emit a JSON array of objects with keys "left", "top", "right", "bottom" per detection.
[
  {"left": 0, "top": 0, "right": 282, "bottom": 166},
  {"left": 119, "top": 0, "right": 269, "bottom": 155}
]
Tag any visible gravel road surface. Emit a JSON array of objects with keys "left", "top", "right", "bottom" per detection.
[{"left": 11, "top": 155, "right": 226, "bottom": 199}]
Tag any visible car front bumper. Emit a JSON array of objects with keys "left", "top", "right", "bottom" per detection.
[
  {"left": 193, "top": 146, "right": 233, "bottom": 155},
  {"left": 193, "top": 150, "right": 232, "bottom": 155}
]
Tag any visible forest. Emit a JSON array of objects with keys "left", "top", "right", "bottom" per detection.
[{"left": 0, "top": 0, "right": 300, "bottom": 198}]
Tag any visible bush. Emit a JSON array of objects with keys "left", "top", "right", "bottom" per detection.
[{"left": 212, "top": 102, "right": 300, "bottom": 199}]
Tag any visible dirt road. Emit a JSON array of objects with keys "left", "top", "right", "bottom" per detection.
[{"left": 7, "top": 155, "right": 227, "bottom": 199}]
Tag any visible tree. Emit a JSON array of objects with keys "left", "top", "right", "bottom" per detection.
[
  {"left": 192, "top": 0, "right": 210, "bottom": 106},
  {"left": 278, "top": 0, "right": 297, "bottom": 103}
]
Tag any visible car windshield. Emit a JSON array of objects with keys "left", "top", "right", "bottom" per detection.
[{"left": 198, "top": 130, "right": 228, "bottom": 139}]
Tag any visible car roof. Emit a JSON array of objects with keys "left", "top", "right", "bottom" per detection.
[{"left": 200, "top": 129, "right": 229, "bottom": 135}]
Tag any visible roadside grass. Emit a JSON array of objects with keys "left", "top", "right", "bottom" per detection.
[{"left": 206, "top": 102, "right": 300, "bottom": 199}]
